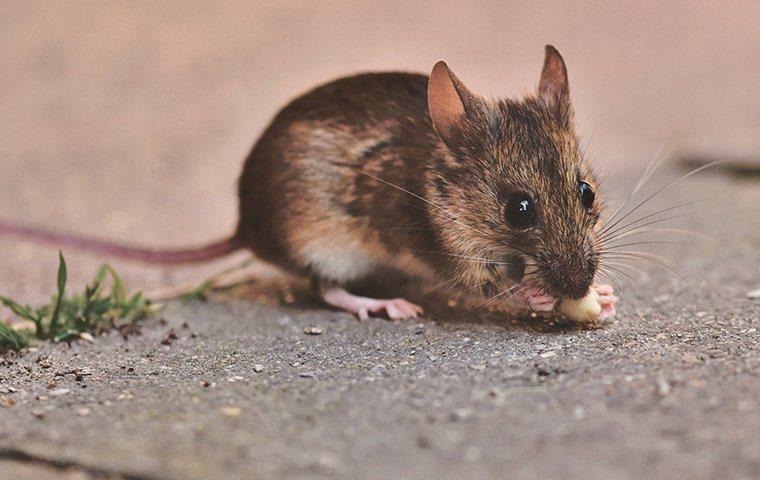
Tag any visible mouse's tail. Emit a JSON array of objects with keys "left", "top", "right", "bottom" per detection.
[{"left": 0, "top": 219, "right": 243, "bottom": 265}]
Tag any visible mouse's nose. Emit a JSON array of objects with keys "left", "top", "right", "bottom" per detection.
[{"left": 540, "top": 257, "right": 596, "bottom": 300}]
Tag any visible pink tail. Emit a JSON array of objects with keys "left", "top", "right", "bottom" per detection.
[{"left": 0, "top": 220, "right": 242, "bottom": 265}]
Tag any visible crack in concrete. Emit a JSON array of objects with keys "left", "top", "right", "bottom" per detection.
[{"left": 0, "top": 446, "right": 165, "bottom": 480}]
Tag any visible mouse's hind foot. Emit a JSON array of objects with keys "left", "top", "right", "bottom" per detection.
[{"left": 319, "top": 285, "right": 423, "bottom": 321}]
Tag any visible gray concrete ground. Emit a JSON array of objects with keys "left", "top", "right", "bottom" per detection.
[
  {"left": 0, "top": 171, "right": 758, "bottom": 480},
  {"left": 1, "top": 2, "right": 759, "bottom": 479}
]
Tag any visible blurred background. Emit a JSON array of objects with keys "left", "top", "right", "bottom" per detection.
[{"left": 1, "top": 0, "right": 759, "bottom": 302}]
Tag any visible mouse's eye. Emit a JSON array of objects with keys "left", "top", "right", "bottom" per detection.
[
  {"left": 578, "top": 181, "right": 595, "bottom": 209},
  {"left": 504, "top": 193, "right": 536, "bottom": 228}
]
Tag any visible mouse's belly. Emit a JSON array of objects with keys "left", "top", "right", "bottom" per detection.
[{"left": 284, "top": 215, "right": 437, "bottom": 283}]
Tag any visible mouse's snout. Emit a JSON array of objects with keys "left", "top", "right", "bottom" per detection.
[{"left": 537, "top": 252, "right": 597, "bottom": 300}]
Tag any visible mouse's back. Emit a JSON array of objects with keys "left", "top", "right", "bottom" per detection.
[{"left": 236, "top": 72, "right": 442, "bottom": 282}]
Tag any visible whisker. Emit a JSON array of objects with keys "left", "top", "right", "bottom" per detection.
[
  {"left": 597, "top": 227, "right": 714, "bottom": 245},
  {"left": 599, "top": 144, "right": 670, "bottom": 232},
  {"left": 461, "top": 283, "right": 527, "bottom": 319},
  {"left": 598, "top": 264, "right": 644, "bottom": 297},
  {"left": 596, "top": 266, "right": 628, "bottom": 293},
  {"left": 596, "top": 197, "right": 712, "bottom": 244},
  {"left": 598, "top": 160, "right": 722, "bottom": 239},
  {"left": 599, "top": 240, "right": 683, "bottom": 252},
  {"left": 349, "top": 167, "right": 512, "bottom": 248},
  {"left": 408, "top": 249, "right": 518, "bottom": 266},
  {"left": 597, "top": 202, "right": 753, "bottom": 246},
  {"left": 603, "top": 228, "right": 753, "bottom": 279},
  {"left": 580, "top": 123, "right": 598, "bottom": 162},
  {"left": 433, "top": 278, "right": 492, "bottom": 296},
  {"left": 344, "top": 168, "right": 548, "bottom": 262},
  {"left": 599, "top": 263, "right": 647, "bottom": 297},
  {"left": 602, "top": 252, "right": 686, "bottom": 282},
  {"left": 600, "top": 261, "right": 650, "bottom": 281}
]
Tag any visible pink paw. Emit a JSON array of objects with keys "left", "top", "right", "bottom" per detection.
[
  {"left": 593, "top": 283, "right": 619, "bottom": 320},
  {"left": 320, "top": 286, "right": 423, "bottom": 321},
  {"left": 522, "top": 284, "right": 619, "bottom": 321},
  {"left": 355, "top": 298, "right": 424, "bottom": 321},
  {"left": 524, "top": 287, "right": 557, "bottom": 313}
]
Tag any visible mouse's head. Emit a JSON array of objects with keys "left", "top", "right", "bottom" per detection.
[{"left": 427, "top": 45, "right": 603, "bottom": 301}]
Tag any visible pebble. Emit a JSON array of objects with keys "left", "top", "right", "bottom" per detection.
[
  {"left": 77, "top": 407, "right": 91, "bottom": 416},
  {"left": 300, "top": 372, "right": 315, "bottom": 378},
  {"left": 220, "top": 406, "right": 242, "bottom": 417},
  {"left": 682, "top": 353, "right": 698, "bottom": 366},
  {"left": 304, "top": 326, "right": 324, "bottom": 335},
  {"left": 253, "top": 364, "right": 264, "bottom": 373},
  {"left": 49, "top": 388, "right": 70, "bottom": 397},
  {"left": 450, "top": 408, "right": 473, "bottom": 421},
  {"left": 656, "top": 376, "right": 671, "bottom": 397},
  {"left": 540, "top": 351, "right": 557, "bottom": 358},
  {"left": 746, "top": 288, "right": 760, "bottom": 299},
  {"left": 79, "top": 332, "right": 95, "bottom": 343}
]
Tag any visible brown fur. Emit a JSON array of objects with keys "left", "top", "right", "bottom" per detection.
[{"left": 237, "top": 45, "right": 604, "bottom": 301}]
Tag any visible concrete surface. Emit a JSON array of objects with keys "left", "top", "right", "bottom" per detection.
[
  {"left": 1, "top": 170, "right": 758, "bottom": 480},
  {"left": 0, "top": 1, "right": 759, "bottom": 479}
]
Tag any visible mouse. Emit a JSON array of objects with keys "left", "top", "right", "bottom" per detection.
[{"left": 0, "top": 45, "right": 618, "bottom": 322}]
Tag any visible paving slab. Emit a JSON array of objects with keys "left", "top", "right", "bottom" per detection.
[
  {"left": 1, "top": 171, "right": 758, "bottom": 480},
  {"left": 1, "top": 2, "right": 760, "bottom": 479}
]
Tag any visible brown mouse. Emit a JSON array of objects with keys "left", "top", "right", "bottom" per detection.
[{"left": 0, "top": 45, "right": 618, "bottom": 321}]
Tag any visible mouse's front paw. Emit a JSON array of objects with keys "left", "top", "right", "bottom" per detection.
[
  {"left": 592, "top": 283, "right": 619, "bottom": 320},
  {"left": 524, "top": 287, "right": 557, "bottom": 313}
]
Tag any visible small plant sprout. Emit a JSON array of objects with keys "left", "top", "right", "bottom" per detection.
[{"left": 0, "top": 252, "right": 156, "bottom": 351}]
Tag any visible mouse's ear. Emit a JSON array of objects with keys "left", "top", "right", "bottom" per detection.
[
  {"left": 428, "top": 61, "right": 477, "bottom": 149},
  {"left": 538, "top": 45, "right": 571, "bottom": 125}
]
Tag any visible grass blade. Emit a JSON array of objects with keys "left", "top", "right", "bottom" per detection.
[
  {"left": 0, "top": 322, "right": 29, "bottom": 351},
  {"left": 48, "top": 251, "right": 68, "bottom": 338},
  {"left": 0, "top": 296, "right": 35, "bottom": 321}
]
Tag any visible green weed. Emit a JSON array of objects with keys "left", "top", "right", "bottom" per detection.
[
  {"left": 0, "top": 252, "right": 155, "bottom": 351},
  {"left": 0, "top": 322, "right": 29, "bottom": 351}
]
